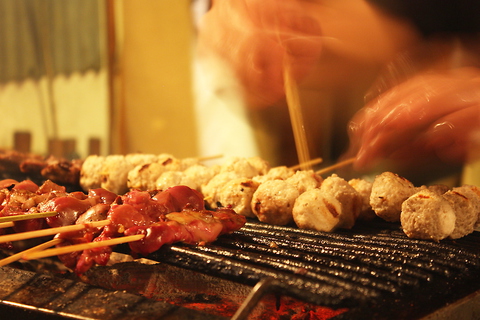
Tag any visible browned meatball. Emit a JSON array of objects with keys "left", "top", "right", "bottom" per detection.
[
  {"left": 401, "top": 189, "right": 456, "bottom": 241},
  {"left": 251, "top": 179, "right": 299, "bottom": 225},
  {"left": 370, "top": 172, "right": 416, "bottom": 222}
]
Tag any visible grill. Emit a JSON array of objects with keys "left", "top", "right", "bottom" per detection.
[
  {"left": 149, "top": 220, "right": 480, "bottom": 319},
  {"left": 1, "top": 218, "right": 480, "bottom": 319}
]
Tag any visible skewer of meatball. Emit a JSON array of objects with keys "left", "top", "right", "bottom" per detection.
[
  {"left": 80, "top": 154, "right": 379, "bottom": 232},
  {"left": 81, "top": 154, "right": 480, "bottom": 241},
  {"left": 369, "top": 171, "right": 480, "bottom": 241}
]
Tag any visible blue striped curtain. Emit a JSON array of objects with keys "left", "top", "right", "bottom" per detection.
[{"left": 0, "top": 0, "right": 104, "bottom": 83}]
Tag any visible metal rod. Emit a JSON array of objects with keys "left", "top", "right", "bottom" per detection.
[{"left": 231, "top": 278, "right": 275, "bottom": 320}]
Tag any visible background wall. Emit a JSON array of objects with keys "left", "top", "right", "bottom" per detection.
[
  {"left": 0, "top": 71, "right": 109, "bottom": 158},
  {"left": 0, "top": 0, "right": 109, "bottom": 158},
  {"left": 113, "top": 0, "right": 198, "bottom": 158},
  {"left": 0, "top": 0, "right": 200, "bottom": 159}
]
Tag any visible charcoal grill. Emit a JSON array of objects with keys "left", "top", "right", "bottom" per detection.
[{"left": 0, "top": 218, "right": 479, "bottom": 319}]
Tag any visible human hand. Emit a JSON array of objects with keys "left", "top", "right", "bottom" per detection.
[
  {"left": 197, "top": 0, "right": 323, "bottom": 108},
  {"left": 347, "top": 67, "right": 480, "bottom": 170}
]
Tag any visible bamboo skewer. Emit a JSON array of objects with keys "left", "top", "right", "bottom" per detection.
[
  {"left": 0, "top": 211, "right": 57, "bottom": 223},
  {"left": 0, "top": 222, "right": 14, "bottom": 229},
  {"left": 0, "top": 238, "right": 63, "bottom": 267},
  {"left": 289, "top": 157, "right": 323, "bottom": 171},
  {"left": 24, "top": 234, "right": 145, "bottom": 260},
  {"left": 275, "top": 7, "right": 312, "bottom": 171},
  {"left": 284, "top": 59, "right": 312, "bottom": 171},
  {"left": 0, "top": 220, "right": 110, "bottom": 243},
  {"left": 316, "top": 157, "right": 356, "bottom": 176},
  {"left": 197, "top": 154, "right": 224, "bottom": 162}
]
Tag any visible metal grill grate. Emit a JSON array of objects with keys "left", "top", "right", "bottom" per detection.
[
  {"left": 148, "top": 219, "right": 480, "bottom": 319},
  {"left": 0, "top": 219, "right": 479, "bottom": 319}
]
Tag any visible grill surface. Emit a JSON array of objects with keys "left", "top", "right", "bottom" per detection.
[
  {"left": 0, "top": 218, "right": 479, "bottom": 319},
  {"left": 0, "top": 266, "right": 228, "bottom": 320},
  {"left": 148, "top": 219, "right": 480, "bottom": 319}
]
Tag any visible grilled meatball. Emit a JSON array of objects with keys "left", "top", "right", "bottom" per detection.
[
  {"left": 293, "top": 188, "right": 343, "bottom": 232},
  {"left": 80, "top": 155, "right": 105, "bottom": 191},
  {"left": 102, "top": 154, "right": 164, "bottom": 194},
  {"left": 220, "top": 156, "right": 261, "bottom": 178},
  {"left": 467, "top": 185, "right": 480, "bottom": 229},
  {"left": 124, "top": 153, "right": 159, "bottom": 167},
  {"left": 286, "top": 170, "right": 323, "bottom": 194},
  {"left": 320, "top": 174, "right": 362, "bottom": 228},
  {"left": 251, "top": 179, "right": 299, "bottom": 225},
  {"left": 245, "top": 156, "right": 270, "bottom": 176},
  {"left": 216, "top": 178, "right": 260, "bottom": 218},
  {"left": 127, "top": 162, "right": 169, "bottom": 191},
  {"left": 183, "top": 164, "right": 220, "bottom": 191},
  {"left": 202, "top": 171, "right": 242, "bottom": 209},
  {"left": 423, "top": 184, "right": 450, "bottom": 195},
  {"left": 155, "top": 171, "right": 198, "bottom": 191},
  {"left": 126, "top": 154, "right": 179, "bottom": 191},
  {"left": 99, "top": 155, "right": 132, "bottom": 194},
  {"left": 401, "top": 189, "right": 456, "bottom": 241},
  {"left": 253, "top": 166, "right": 295, "bottom": 184},
  {"left": 348, "top": 178, "right": 376, "bottom": 221},
  {"left": 177, "top": 157, "right": 201, "bottom": 171},
  {"left": 370, "top": 172, "right": 416, "bottom": 222},
  {"left": 443, "top": 185, "right": 480, "bottom": 239}
]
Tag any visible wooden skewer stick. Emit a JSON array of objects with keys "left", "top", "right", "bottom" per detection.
[
  {"left": 0, "top": 222, "right": 14, "bottom": 229},
  {"left": 197, "top": 154, "right": 224, "bottom": 162},
  {"left": 0, "top": 220, "right": 110, "bottom": 243},
  {"left": 0, "top": 211, "right": 57, "bottom": 223},
  {"left": 289, "top": 157, "right": 323, "bottom": 171},
  {"left": 284, "top": 59, "right": 312, "bottom": 171},
  {"left": 316, "top": 157, "right": 356, "bottom": 176},
  {"left": 24, "top": 234, "right": 145, "bottom": 260},
  {"left": 0, "top": 238, "right": 63, "bottom": 268}
]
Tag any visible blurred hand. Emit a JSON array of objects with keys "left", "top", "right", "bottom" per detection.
[
  {"left": 348, "top": 67, "right": 480, "bottom": 170},
  {"left": 197, "top": 0, "right": 322, "bottom": 108}
]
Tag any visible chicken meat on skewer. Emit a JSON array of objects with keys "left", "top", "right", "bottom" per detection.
[{"left": 0, "top": 178, "right": 247, "bottom": 274}]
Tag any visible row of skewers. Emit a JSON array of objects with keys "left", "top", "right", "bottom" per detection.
[
  {"left": 0, "top": 179, "right": 246, "bottom": 274},
  {"left": 80, "top": 153, "right": 480, "bottom": 242},
  {"left": 0, "top": 148, "right": 82, "bottom": 187},
  {"left": 0, "top": 151, "right": 479, "bottom": 275}
]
